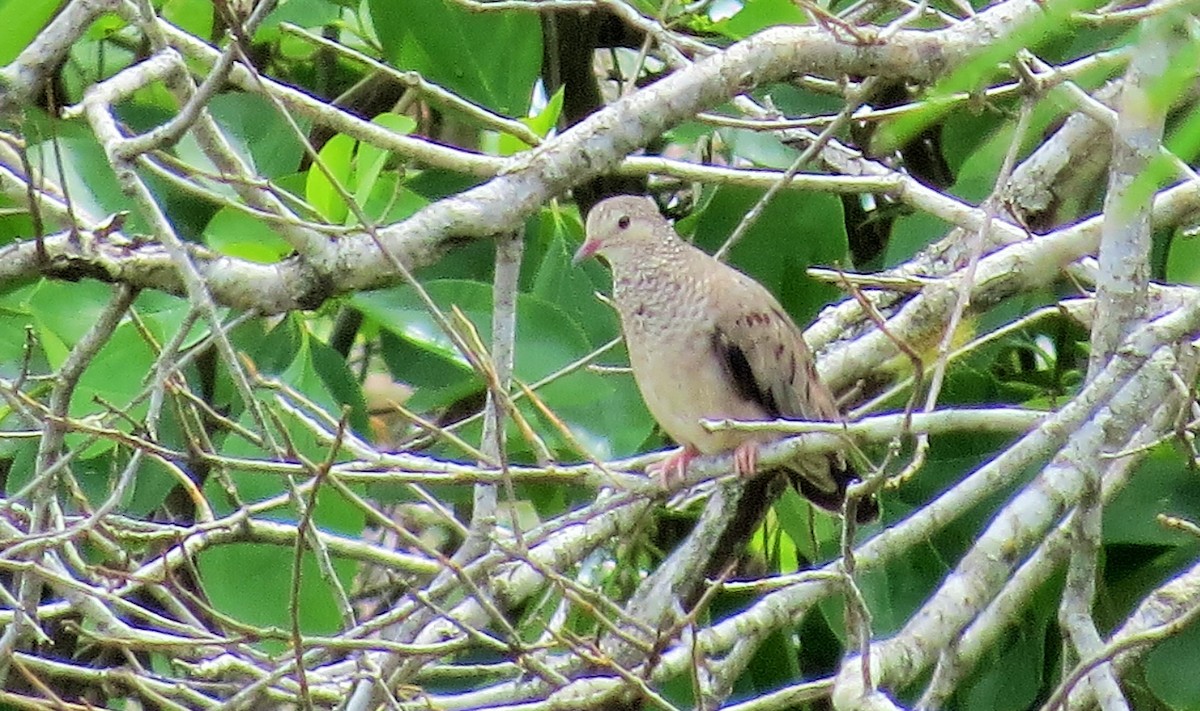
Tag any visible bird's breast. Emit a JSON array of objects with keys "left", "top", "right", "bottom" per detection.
[{"left": 613, "top": 275, "right": 769, "bottom": 454}]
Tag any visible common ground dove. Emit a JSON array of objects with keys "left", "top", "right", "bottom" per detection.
[{"left": 574, "top": 195, "right": 876, "bottom": 521}]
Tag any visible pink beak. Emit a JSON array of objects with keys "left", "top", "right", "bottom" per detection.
[{"left": 572, "top": 238, "right": 600, "bottom": 265}]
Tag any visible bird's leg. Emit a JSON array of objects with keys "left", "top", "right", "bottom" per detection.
[
  {"left": 647, "top": 445, "right": 699, "bottom": 489},
  {"left": 733, "top": 441, "right": 759, "bottom": 478}
]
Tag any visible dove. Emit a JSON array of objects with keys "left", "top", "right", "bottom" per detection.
[{"left": 574, "top": 195, "right": 876, "bottom": 521}]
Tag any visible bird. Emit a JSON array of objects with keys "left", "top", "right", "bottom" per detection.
[{"left": 573, "top": 195, "right": 877, "bottom": 522}]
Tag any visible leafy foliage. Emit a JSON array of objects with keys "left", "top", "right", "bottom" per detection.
[{"left": 0, "top": 0, "right": 1198, "bottom": 708}]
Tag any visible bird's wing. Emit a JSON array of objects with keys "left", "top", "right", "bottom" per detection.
[
  {"left": 709, "top": 269, "right": 840, "bottom": 423},
  {"left": 709, "top": 267, "right": 869, "bottom": 512}
]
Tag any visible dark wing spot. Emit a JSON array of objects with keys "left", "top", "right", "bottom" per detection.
[
  {"left": 713, "top": 329, "right": 779, "bottom": 416},
  {"left": 738, "top": 312, "right": 772, "bottom": 328}
]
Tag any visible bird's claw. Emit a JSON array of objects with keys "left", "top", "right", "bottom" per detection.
[
  {"left": 647, "top": 447, "right": 698, "bottom": 489},
  {"left": 733, "top": 441, "right": 759, "bottom": 478}
]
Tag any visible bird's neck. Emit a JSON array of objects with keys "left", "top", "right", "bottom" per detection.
[
  {"left": 610, "top": 240, "right": 709, "bottom": 330},
  {"left": 611, "top": 239, "right": 684, "bottom": 294}
]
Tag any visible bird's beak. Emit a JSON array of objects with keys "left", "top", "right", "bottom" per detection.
[{"left": 572, "top": 238, "right": 600, "bottom": 266}]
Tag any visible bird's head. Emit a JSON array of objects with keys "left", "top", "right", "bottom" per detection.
[{"left": 572, "top": 195, "right": 673, "bottom": 266}]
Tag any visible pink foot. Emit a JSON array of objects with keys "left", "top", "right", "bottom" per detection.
[
  {"left": 647, "top": 446, "right": 699, "bottom": 489},
  {"left": 733, "top": 441, "right": 759, "bottom": 479}
]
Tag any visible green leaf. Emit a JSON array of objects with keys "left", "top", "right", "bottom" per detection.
[
  {"left": 1, "top": 440, "right": 37, "bottom": 498},
  {"left": 71, "top": 325, "right": 154, "bottom": 422},
  {"left": 1167, "top": 229, "right": 1200, "bottom": 285},
  {"left": 691, "top": 186, "right": 849, "bottom": 324},
  {"left": 1104, "top": 445, "right": 1200, "bottom": 546},
  {"left": 306, "top": 133, "right": 355, "bottom": 223},
  {"left": 242, "top": 312, "right": 305, "bottom": 377},
  {"left": 523, "top": 86, "right": 564, "bottom": 139},
  {"left": 308, "top": 336, "right": 372, "bottom": 436},
  {"left": 208, "top": 94, "right": 310, "bottom": 180},
  {"left": 204, "top": 204, "right": 295, "bottom": 263},
  {"left": 304, "top": 115, "right": 422, "bottom": 228},
  {"left": 855, "top": 433, "right": 1020, "bottom": 637},
  {"left": 355, "top": 113, "right": 418, "bottom": 206},
  {"left": 28, "top": 133, "right": 149, "bottom": 233},
  {"left": 528, "top": 205, "right": 621, "bottom": 345},
  {"left": 1166, "top": 87, "right": 1200, "bottom": 167},
  {"left": 497, "top": 86, "right": 565, "bottom": 155},
  {"left": 197, "top": 543, "right": 358, "bottom": 647},
  {"left": 354, "top": 285, "right": 479, "bottom": 413},
  {"left": 162, "top": 0, "right": 213, "bottom": 44},
  {"left": 1144, "top": 619, "right": 1200, "bottom": 710},
  {"left": 711, "top": 0, "right": 806, "bottom": 39},
  {"left": 0, "top": 0, "right": 64, "bottom": 65},
  {"left": 375, "top": 327, "right": 480, "bottom": 413},
  {"left": 257, "top": 0, "right": 342, "bottom": 37},
  {"left": 356, "top": 280, "right": 591, "bottom": 389},
  {"left": 197, "top": 318, "right": 365, "bottom": 642},
  {"left": 133, "top": 290, "right": 209, "bottom": 349},
  {"left": 884, "top": 210, "right": 951, "bottom": 267},
  {"left": 370, "top": 0, "right": 542, "bottom": 117},
  {"left": 772, "top": 487, "right": 839, "bottom": 564},
  {"left": 720, "top": 127, "right": 800, "bottom": 170},
  {"left": 354, "top": 280, "right": 653, "bottom": 458},
  {"left": 275, "top": 318, "right": 371, "bottom": 446},
  {"left": 27, "top": 277, "right": 145, "bottom": 374},
  {"left": 368, "top": 176, "right": 429, "bottom": 224},
  {"left": 124, "top": 437, "right": 191, "bottom": 516},
  {"left": 17, "top": 285, "right": 201, "bottom": 467},
  {"left": 955, "top": 583, "right": 1053, "bottom": 711}
]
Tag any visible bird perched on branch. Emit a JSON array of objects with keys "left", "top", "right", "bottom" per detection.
[{"left": 574, "top": 195, "right": 877, "bottom": 522}]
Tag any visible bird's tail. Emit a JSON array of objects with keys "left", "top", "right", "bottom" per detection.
[
  {"left": 789, "top": 454, "right": 879, "bottom": 523},
  {"left": 704, "top": 460, "right": 876, "bottom": 587}
]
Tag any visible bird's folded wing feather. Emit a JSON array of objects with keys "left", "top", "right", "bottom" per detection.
[
  {"left": 709, "top": 270, "right": 841, "bottom": 423},
  {"left": 710, "top": 269, "right": 848, "bottom": 501}
]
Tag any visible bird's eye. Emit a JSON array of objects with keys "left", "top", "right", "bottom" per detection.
[{"left": 617, "top": 215, "right": 630, "bottom": 229}]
